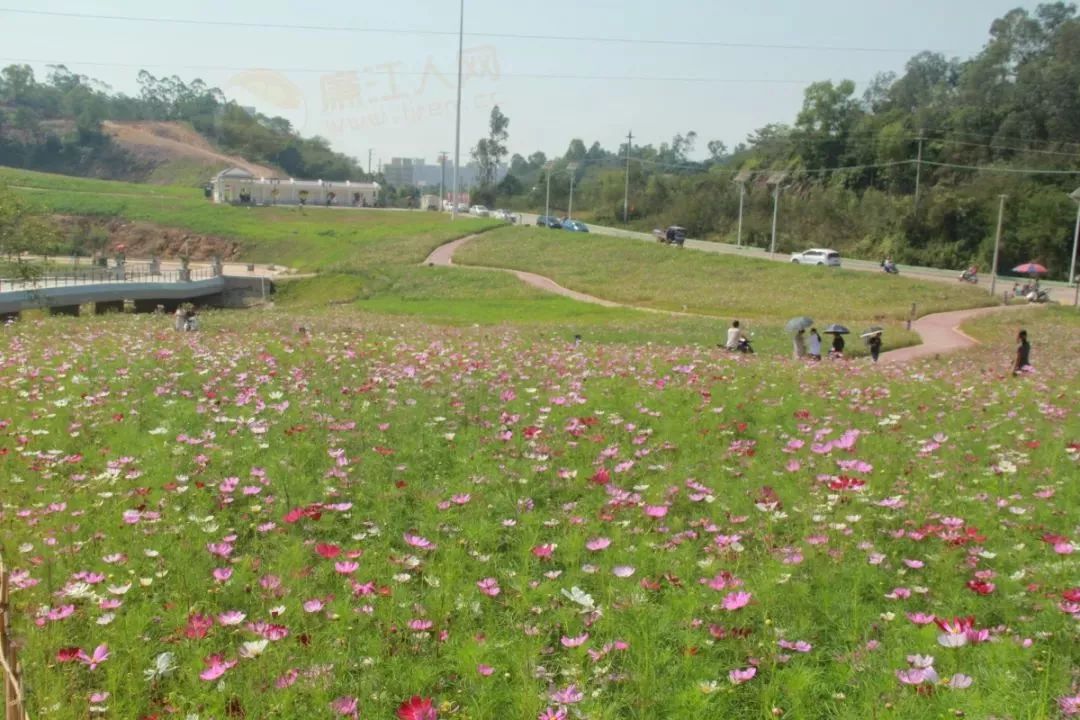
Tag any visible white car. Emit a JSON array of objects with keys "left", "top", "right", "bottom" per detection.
[
  {"left": 790, "top": 248, "right": 841, "bottom": 267},
  {"left": 470, "top": 205, "right": 490, "bottom": 217}
]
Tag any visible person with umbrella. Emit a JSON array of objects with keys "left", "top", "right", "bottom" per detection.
[
  {"left": 786, "top": 317, "right": 813, "bottom": 360},
  {"left": 862, "top": 327, "right": 884, "bottom": 363},
  {"left": 824, "top": 324, "right": 849, "bottom": 358}
]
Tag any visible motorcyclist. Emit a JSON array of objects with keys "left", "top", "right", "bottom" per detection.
[
  {"left": 961, "top": 265, "right": 978, "bottom": 281},
  {"left": 881, "top": 257, "right": 898, "bottom": 274}
]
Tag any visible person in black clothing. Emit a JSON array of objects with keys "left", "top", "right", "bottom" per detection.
[
  {"left": 868, "top": 333, "right": 882, "bottom": 363},
  {"left": 830, "top": 333, "right": 845, "bottom": 358},
  {"left": 1013, "top": 329, "right": 1031, "bottom": 375}
]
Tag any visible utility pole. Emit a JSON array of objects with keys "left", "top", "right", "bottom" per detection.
[
  {"left": 736, "top": 182, "right": 745, "bottom": 248},
  {"left": 1069, "top": 187, "right": 1080, "bottom": 307},
  {"left": 567, "top": 162, "right": 579, "bottom": 219},
  {"left": 451, "top": 0, "right": 464, "bottom": 220},
  {"left": 368, "top": 149, "right": 373, "bottom": 176},
  {"left": 544, "top": 162, "right": 554, "bottom": 221},
  {"left": 914, "top": 129, "right": 924, "bottom": 210},
  {"left": 623, "top": 130, "right": 633, "bottom": 224},
  {"left": 439, "top": 152, "right": 449, "bottom": 210},
  {"left": 990, "top": 194, "right": 1006, "bottom": 298},
  {"left": 769, "top": 184, "right": 782, "bottom": 256}
]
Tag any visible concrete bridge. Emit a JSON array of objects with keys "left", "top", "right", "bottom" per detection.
[{"left": 0, "top": 271, "right": 273, "bottom": 319}]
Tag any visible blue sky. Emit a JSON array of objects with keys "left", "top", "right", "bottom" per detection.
[{"left": 0, "top": 0, "right": 1040, "bottom": 167}]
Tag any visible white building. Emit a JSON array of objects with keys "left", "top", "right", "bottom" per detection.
[{"left": 209, "top": 168, "right": 380, "bottom": 208}]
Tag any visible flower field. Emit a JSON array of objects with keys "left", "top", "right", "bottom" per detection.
[{"left": 1, "top": 309, "right": 1077, "bottom": 719}]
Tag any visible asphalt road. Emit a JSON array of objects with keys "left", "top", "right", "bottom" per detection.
[{"left": 507, "top": 212, "right": 1077, "bottom": 305}]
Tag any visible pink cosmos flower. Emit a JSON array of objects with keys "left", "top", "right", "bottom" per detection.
[
  {"left": 334, "top": 561, "right": 359, "bottom": 575},
  {"left": 531, "top": 544, "right": 556, "bottom": 559},
  {"left": 721, "top": 591, "right": 752, "bottom": 611},
  {"left": 199, "top": 655, "right": 237, "bottom": 681},
  {"left": 728, "top": 667, "right": 757, "bottom": 684},
  {"left": 946, "top": 674, "right": 973, "bottom": 689},
  {"left": 585, "top": 537, "right": 611, "bottom": 552},
  {"left": 330, "top": 696, "right": 359, "bottom": 718},
  {"left": 477, "top": 664, "right": 494, "bottom": 676},
  {"left": 896, "top": 667, "right": 938, "bottom": 685},
  {"left": 612, "top": 565, "right": 635, "bottom": 578},
  {"left": 409, "top": 619, "right": 434, "bottom": 631},
  {"left": 550, "top": 684, "right": 584, "bottom": 705},
  {"left": 77, "top": 644, "right": 109, "bottom": 670},
  {"left": 906, "top": 612, "right": 936, "bottom": 625},
  {"left": 403, "top": 533, "right": 436, "bottom": 551},
  {"left": 643, "top": 504, "right": 669, "bottom": 518},
  {"left": 1058, "top": 695, "right": 1080, "bottom": 716},
  {"left": 538, "top": 708, "right": 567, "bottom": 720},
  {"left": 303, "top": 598, "right": 325, "bottom": 613},
  {"left": 217, "top": 610, "right": 246, "bottom": 626},
  {"left": 212, "top": 567, "right": 233, "bottom": 583},
  {"left": 561, "top": 633, "right": 589, "bottom": 648},
  {"left": 477, "top": 578, "right": 501, "bottom": 597}
]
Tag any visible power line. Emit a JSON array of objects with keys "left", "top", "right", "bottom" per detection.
[
  {"left": 920, "top": 160, "right": 1080, "bottom": 176},
  {"left": 0, "top": 8, "right": 948, "bottom": 54},
  {"left": 0, "top": 56, "right": 868, "bottom": 86}
]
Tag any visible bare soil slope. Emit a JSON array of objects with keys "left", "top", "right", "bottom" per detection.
[{"left": 102, "top": 121, "right": 279, "bottom": 180}]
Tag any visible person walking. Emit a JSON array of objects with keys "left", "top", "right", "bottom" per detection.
[
  {"left": 1012, "top": 329, "right": 1031, "bottom": 375},
  {"left": 807, "top": 328, "right": 822, "bottom": 360},
  {"left": 868, "top": 333, "right": 882, "bottom": 363},
  {"left": 173, "top": 306, "right": 186, "bottom": 331},
  {"left": 793, "top": 329, "right": 808, "bottom": 360}
]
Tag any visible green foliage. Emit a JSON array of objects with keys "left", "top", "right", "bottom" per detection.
[{"left": 0, "top": 65, "right": 366, "bottom": 184}]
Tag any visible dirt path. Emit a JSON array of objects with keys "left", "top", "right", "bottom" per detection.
[
  {"left": 879, "top": 305, "right": 1031, "bottom": 364},
  {"left": 428, "top": 235, "right": 1026, "bottom": 362},
  {"left": 426, "top": 236, "right": 678, "bottom": 312}
]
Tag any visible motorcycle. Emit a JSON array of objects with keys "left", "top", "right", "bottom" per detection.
[
  {"left": 1026, "top": 288, "right": 1051, "bottom": 304},
  {"left": 958, "top": 270, "right": 979, "bottom": 284},
  {"left": 735, "top": 337, "right": 755, "bottom": 354},
  {"left": 881, "top": 260, "right": 899, "bottom": 275}
]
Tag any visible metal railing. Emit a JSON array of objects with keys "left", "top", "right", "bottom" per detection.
[{"left": 0, "top": 267, "right": 217, "bottom": 293}]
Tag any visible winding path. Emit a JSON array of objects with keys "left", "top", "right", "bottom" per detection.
[{"left": 426, "top": 234, "right": 1029, "bottom": 363}]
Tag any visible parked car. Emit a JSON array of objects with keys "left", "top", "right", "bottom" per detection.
[
  {"left": 457, "top": 203, "right": 469, "bottom": 213},
  {"left": 470, "top": 205, "right": 490, "bottom": 217},
  {"left": 535, "top": 215, "right": 562, "bottom": 229},
  {"left": 790, "top": 248, "right": 842, "bottom": 266},
  {"left": 562, "top": 220, "right": 589, "bottom": 233}
]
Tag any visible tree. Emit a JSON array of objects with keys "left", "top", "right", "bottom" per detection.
[
  {"left": 706, "top": 140, "right": 728, "bottom": 163},
  {"left": 471, "top": 105, "right": 510, "bottom": 187}
]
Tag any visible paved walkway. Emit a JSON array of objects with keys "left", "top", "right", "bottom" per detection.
[{"left": 428, "top": 234, "right": 1028, "bottom": 363}]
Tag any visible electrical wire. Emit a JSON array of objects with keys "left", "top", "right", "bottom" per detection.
[{"left": 0, "top": 8, "right": 949, "bottom": 54}]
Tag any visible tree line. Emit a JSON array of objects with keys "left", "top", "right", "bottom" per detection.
[
  {"left": 472, "top": 3, "right": 1080, "bottom": 279},
  {"left": 0, "top": 65, "right": 367, "bottom": 182}
]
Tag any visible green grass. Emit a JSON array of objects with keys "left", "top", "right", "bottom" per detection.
[
  {"left": 2, "top": 167, "right": 499, "bottom": 272},
  {"left": 455, "top": 227, "right": 996, "bottom": 322},
  {"left": 1, "top": 308, "right": 1076, "bottom": 719}
]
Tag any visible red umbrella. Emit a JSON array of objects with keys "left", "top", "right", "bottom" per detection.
[{"left": 1012, "top": 262, "right": 1047, "bottom": 275}]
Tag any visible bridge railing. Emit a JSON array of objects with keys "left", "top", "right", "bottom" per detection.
[{"left": 0, "top": 267, "right": 217, "bottom": 292}]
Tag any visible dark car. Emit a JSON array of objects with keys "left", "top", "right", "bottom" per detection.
[
  {"left": 536, "top": 215, "right": 562, "bottom": 229},
  {"left": 562, "top": 220, "right": 589, "bottom": 233}
]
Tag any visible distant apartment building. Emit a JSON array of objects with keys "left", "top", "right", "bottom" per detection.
[
  {"left": 209, "top": 168, "right": 379, "bottom": 207},
  {"left": 383, "top": 157, "right": 505, "bottom": 189}
]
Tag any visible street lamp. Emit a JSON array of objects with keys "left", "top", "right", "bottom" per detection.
[
  {"left": 1069, "top": 187, "right": 1080, "bottom": 307},
  {"left": 734, "top": 169, "right": 752, "bottom": 249},
  {"left": 767, "top": 171, "right": 788, "bottom": 257},
  {"left": 989, "top": 194, "right": 1006, "bottom": 298},
  {"left": 451, "top": 0, "right": 464, "bottom": 220},
  {"left": 567, "top": 163, "right": 579, "bottom": 220}
]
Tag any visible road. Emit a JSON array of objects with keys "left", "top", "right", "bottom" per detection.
[{"left": 508, "top": 212, "right": 1077, "bottom": 305}]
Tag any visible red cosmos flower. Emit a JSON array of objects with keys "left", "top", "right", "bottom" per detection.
[
  {"left": 396, "top": 696, "right": 437, "bottom": 720},
  {"left": 934, "top": 615, "right": 975, "bottom": 634},
  {"left": 185, "top": 613, "right": 214, "bottom": 639},
  {"left": 1063, "top": 588, "right": 1080, "bottom": 603},
  {"left": 56, "top": 646, "right": 81, "bottom": 662},
  {"left": 315, "top": 543, "right": 341, "bottom": 559},
  {"left": 590, "top": 468, "right": 611, "bottom": 486},
  {"left": 967, "top": 580, "right": 995, "bottom": 595}
]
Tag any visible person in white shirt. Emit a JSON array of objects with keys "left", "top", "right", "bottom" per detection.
[
  {"left": 726, "top": 320, "right": 745, "bottom": 351},
  {"left": 808, "top": 328, "right": 822, "bottom": 360}
]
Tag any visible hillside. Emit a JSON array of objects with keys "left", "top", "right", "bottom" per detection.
[
  {"left": 0, "top": 65, "right": 366, "bottom": 186},
  {"left": 101, "top": 121, "right": 280, "bottom": 184}
]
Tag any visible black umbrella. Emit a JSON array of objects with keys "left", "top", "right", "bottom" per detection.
[
  {"left": 860, "top": 326, "right": 884, "bottom": 339},
  {"left": 824, "top": 324, "right": 850, "bottom": 335}
]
